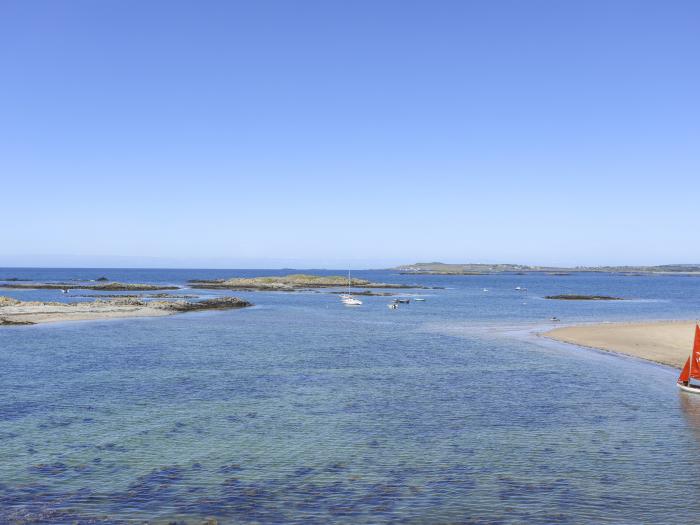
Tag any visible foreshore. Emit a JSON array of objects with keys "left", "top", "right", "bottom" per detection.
[
  {"left": 0, "top": 296, "right": 252, "bottom": 326},
  {"left": 543, "top": 320, "right": 697, "bottom": 368}
]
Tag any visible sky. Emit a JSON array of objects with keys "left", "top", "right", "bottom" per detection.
[{"left": 1, "top": 1, "right": 698, "bottom": 268}]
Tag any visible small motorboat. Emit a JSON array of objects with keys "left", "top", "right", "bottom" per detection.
[
  {"left": 388, "top": 303, "right": 398, "bottom": 309},
  {"left": 395, "top": 298, "right": 410, "bottom": 304},
  {"left": 482, "top": 288, "right": 489, "bottom": 292},
  {"left": 677, "top": 324, "right": 700, "bottom": 393},
  {"left": 414, "top": 298, "right": 426, "bottom": 302},
  {"left": 515, "top": 286, "right": 527, "bottom": 291},
  {"left": 550, "top": 317, "right": 560, "bottom": 322}
]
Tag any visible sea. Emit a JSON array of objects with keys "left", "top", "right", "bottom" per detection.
[{"left": 1, "top": 268, "right": 700, "bottom": 524}]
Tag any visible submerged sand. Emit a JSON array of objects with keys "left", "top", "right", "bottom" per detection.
[
  {"left": 543, "top": 320, "right": 697, "bottom": 368},
  {"left": 0, "top": 296, "right": 251, "bottom": 326}
]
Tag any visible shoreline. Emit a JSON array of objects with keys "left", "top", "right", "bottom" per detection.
[{"left": 542, "top": 319, "right": 697, "bottom": 369}]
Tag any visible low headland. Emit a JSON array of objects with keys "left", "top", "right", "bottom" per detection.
[
  {"left": 0, "top": 282, "right": 178, "bottom": 291},
  {"left": 543, "top": 320, "right": 697, "bottom": 368},
  {"left": 396, "top": 262, "right": 700, "bottom": 275},
  {"left": 0, "top": 296, "right": 252, "bottom": 326},
  {"left": 189, "top": 274, "right": 427, "bottom": 291}
]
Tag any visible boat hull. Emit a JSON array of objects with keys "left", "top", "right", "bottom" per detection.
[{"left": 677, "top": 382, "right": 700, "bottom": 394}]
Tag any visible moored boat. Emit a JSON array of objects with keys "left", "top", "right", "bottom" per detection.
[
  {"left": 340, "top": 270, "right": 362, "bottom": 306},
  {"left": 677, "top": 324, "right": 700, "bottom": 393}
]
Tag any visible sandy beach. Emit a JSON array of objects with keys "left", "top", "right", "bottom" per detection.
[
  {"left": 544, "top": 320, "right": 697, "bottom": 368},
  {"left": 0, "top": 296, "right": 251, "bottom": 326}
]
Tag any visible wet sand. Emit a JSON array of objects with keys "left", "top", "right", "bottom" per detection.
[{"left": 543, "top": 320, "right": 697, "bottom": 368}]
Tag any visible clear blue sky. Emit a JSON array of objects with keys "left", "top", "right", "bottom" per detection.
[{"left": 1, "top": 1, "right": 698, "bottom": 268}]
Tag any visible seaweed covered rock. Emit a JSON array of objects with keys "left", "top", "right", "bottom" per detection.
[{"left": 153, "top": 297, "right": 252, "bottom": 312}]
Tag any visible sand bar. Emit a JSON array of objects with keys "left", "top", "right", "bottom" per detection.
[
  {"left": 543, "top": 320, "right": 697, "bottom": 368},
  {"left": 0, "top": 296, "right": 251, "bottom": 326}
]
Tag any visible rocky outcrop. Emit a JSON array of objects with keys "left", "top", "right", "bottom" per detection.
[
  {"left": 0, "top": 297, "right": 20, "bottom": 307},
  {"left": 0, "top": 317, "right": 34, "bottom": 325},
  {"left": 329, "top": 290, "right": 396, "bottom": 296},
  {"left": 0, "top": 282, "right": 179, "bottom": 291},
  {"left": 189, "top": 274, "right": 417, "bottom": 291},
  {"left": 149, "top": 297, "right": 253, "bottom": 311},
  {"left": 544, "top": 295, "right": 623, "bottom": 300},
  {"left": 0, "top": 295, "right": 252, "bottom": 326},
  {"left": 76, "top": 296, "right": 253, "bottom": 311}
]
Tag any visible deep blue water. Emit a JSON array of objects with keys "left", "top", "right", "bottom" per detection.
[{"left": 1, "top": 268, "right": 700, "bottom": 524}]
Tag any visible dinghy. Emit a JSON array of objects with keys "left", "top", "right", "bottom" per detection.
[{"left": 677, "top": 324, "right": 700, "bottom": 394}]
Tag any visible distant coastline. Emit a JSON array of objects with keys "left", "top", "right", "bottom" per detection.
[{"left": 393, "top": 262, "right": 700, "bottom": 275}]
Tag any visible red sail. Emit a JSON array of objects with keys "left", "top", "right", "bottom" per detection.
[{"left": 678, "top": 324, "right": 700, "bottom": 382}]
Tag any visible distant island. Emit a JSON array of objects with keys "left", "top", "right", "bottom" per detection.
[
  {"left": 189, "top": 274, "right": 427, "bottom": 291},
  {"left": 393, "top": 262, "right": 700, "bottom": 275}
]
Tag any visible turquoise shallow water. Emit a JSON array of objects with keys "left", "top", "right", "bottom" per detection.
[{"left": 1, "top": 269, "right": 700, "bottom": 523}]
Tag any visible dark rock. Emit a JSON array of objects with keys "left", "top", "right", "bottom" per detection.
[
  {"left": 544, "top": 295, "right": 623, "bottom": 301},
  {"left": 0, "top": 317, "right": 34, "bottom": 326},
  {"left": 155, "top": 297, "right": 253, "bottom": 312}
]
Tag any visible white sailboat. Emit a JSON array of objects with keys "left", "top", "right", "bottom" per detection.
[{"left": 340, "top": 269, "right": 362, "bottom": 306}]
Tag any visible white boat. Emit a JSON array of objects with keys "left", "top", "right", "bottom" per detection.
[
  {"left": 515, "top": 286, "right": 527, "bottom": 291},
  {"left": 414, "top": 298, "right": 426, "bottom": 302},
  {"left": 340, "top": 270, "right": 362, "bottom": 306},
  {"left": 388, "top": 303, "right": 398, "bottom": 309},
  {"left": 678, "top": 383, "right": 700, "bottom": 394},
  {"left": 677, "top": 324, "right": 700, "bottom": 393}
]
